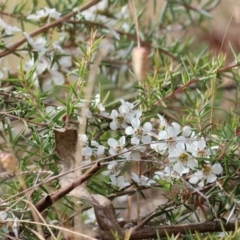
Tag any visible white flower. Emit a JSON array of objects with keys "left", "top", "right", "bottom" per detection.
[
  {"left": 109, "top": 100, "right": 141, "bottom": 130},
  {"left": 0, "top": 211, "right": 7, "bottom": 220},
  {"left": 24, "top": 32, "right": 47, "bottom": 55},
  {"left": 157, "top": 114, "right": 168, "bottom": 129},
  {"left": 129, "top": 145, "right": 146, "bottom": 160},
  {"left": 182, "top": 126, "right": 195, "bottom": 138},
  {"left": 154, "top": 166, "right": 179, "bottom": 180},
  {"left": 45, "top": 106, "right": 64, "bottom": 117},
  {"left": 169, "top": 142, "right": 198, "bottom": 175},
  {"left": 125, "top": 118, "right": 152, "bottom": 145},
  {"left": 110, "top": 175, "right": 130, "bottom": 189},
  {"left": 189, "top": 163, "right": 223, "bottom": 187},
  {"left": 131, "top": 173, "right": 156, "bottom": 186},
  {"left": 119, "top": 99, "right": 141, "bottom": 120},
  {"left": 0, "top": 18, "right": 20, "bottom": 35},
  {"left": 108, "top": 136, "right": 130, "bottom": 159},
  {"left": 77, "top": 100, "right": 92, "bottom": 121},
  {"left": 151, "top": 122, "right": 184, "bottom": 153},
  {"left": 110, "top": 109, "right": 130, "bottom": 130},
  {"left": 78, "top": 134, "right": 88, "bottom": 146},
  {"left": 78, "top": 0, "right": 108, "bottom": 21},
  {"left": 94, "top": 94, "right": 109, "bottom": 116},
  {"left": 59, "top": 55, "right": 72, "bottom": 72},
  {"left": 27, "top": 7, "right": 61, "bottom": 21},
  {"left": 82, "top": 141, "right": 105, "bottom": 161},
  {"left": 191, "top": 139, "right": 210, "bottom": 158},
  {"left": 102, "top": 161, "right": 124, "bottom": 176}
]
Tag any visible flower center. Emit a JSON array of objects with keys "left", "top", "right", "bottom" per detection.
[
  {"left": 90, "top": 154, "right": 98, "bottom": 161},
  {"left": 134, "top": 128, "right": 143, "bottom": 138},
  {"left": 167, "top": 137, "right": 175, "bottom": 146},
  {"left": 179, "top": 153, "right": 188, "bottom": 163},
  {"left": 197, "top": 150, "right": 205, "bottom": 157},
  {"left": 117, "top": 115, "right": 124, "bottom": 124},
  {"left": 202, "top": 164, "right": 211, "bottom": 175},
  {"left": 115, "top": 145, "right": 123, "bottom": 153}
]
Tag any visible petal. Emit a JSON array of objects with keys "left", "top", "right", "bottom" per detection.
[
  {"left": 82, "top": 146, "right": 92, "bottom": 156},
  {"left": 158, "top": 130, "right": 167, "bottom": 140},
  {"left": 91, "top": 140, "right": 99, "bottom": 147},
  {"left": 134, "top": 110, "right": 142, "bottom": 119},
  {"left": 110, "top": 175, "right": 117, "bottom": 185},
  {"left": 141, "top": 135, "right": 151, "bottom": 144},
  {"left": 189, "top": 175, "right": 199, "bottom": 184},
  {"left": 198, "top": 181, "right": 204, "bottom": 188},
  {"left": 131, "top": 137, "right": 140, "bottom": 145},
  {"left": 0, "top": 211, "right": 7, "bottom": 220},
  {"left": 131, "top": 151, "right": 141, "bottom": 159},
  {"left": 143, "top": 122, "right": 152, "bottom": 132},
  {"left": 188, "top": 158, "right": 198, "bottom": 169},
  {"left": 207, "top": 174, "right": 217, "bottom": 183},
  {"left": 110, "top": 121, "right": 118, "bottom": 130},
  {"left": 118, "top": 176, "right": 129, "bottom": 188},
  {"left": 131, "top": 118, "right": 140, "bottom": 128},
  {"left": 211, "top": 163, "right": 223, "bottom": 175},
  {"left": 173, "top": 161, "right": 184, "bottom": 174},
  {"left": 131, "top": 173, "right": 139, "bottom": 183},
  {"left": 118, "top": 136, "right": 126, "bottom": 146},
  {"left": 147, "top": 179, "right": 156, "bottom": 185},
  {"left": 182, "top": 126, "right": 191, "bottom": 137},
  {"left": 108, "top": 161, "right": 118, "bottom": 170},
  {"left": 97, "top": 146, "right": 105, "bottom": 156},
  {"left": 110, "top": 109, "right": 119, "bottom": 118},
  {"left": 125, "top": 126, "right": 134, "bottom": 135},
  {"left": 109, "top": 149, "right": 116, "bottom": 155},
  {"left": 108, "top": 138, "right": 117, "bottom": 148},
  {"left": 102, "top": 170, "right": 110, "bottom": 176},
  {"left": 155, "top": 142, "right": 167, "bottom": 152},
  {"left": 171, "top": 122, "right": 181, "bottom": 133},
  {"left": 175, "top": 142, "right": 185, "bottom": 152}
]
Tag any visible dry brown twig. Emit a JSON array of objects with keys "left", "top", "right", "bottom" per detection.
[{"left": 34, "top": 161, "right": 101, "bottom": 213}]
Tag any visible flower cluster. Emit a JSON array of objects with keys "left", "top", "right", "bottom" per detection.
[{"left": 76, "top": 98, "right": 223, "bottom": 189}]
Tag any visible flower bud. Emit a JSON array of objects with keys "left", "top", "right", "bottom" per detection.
[
  {"left": 131, "top": 46, "right": 149, "bottom": 81},
  {"left": 0, "top": 152, "right": 17, "bottom": 173}
]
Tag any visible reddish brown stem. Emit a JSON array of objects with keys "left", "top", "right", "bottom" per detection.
[
  {"left": 0, "top": 0, "right": 101, "bottom": 58},
  {"left": 35, "top": 161, "right": 101, "bottom": 213}
]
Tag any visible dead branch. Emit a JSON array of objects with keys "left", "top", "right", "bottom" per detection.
[{"left": 35, "top": 161, "right": 101, "bottom": 213}]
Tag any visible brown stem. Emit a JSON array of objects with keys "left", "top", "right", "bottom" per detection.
[
  {"left": 127, "top": 221, "right": 237, "bottom": 240},
  {"left": 0, "top": 0, "right": 101, "bottom": 58},
  {"left": 35, "top": 161, "right": 101, "bottom": 213}
]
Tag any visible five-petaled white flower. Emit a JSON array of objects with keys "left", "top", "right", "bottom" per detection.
[
  {"left": 125, "top": 118, "right": 152, "bottom": 145},
  {"left": 27, "top": 7, "right": 61, "bottom": 22},
  {"left": 0, "top": 18, "right": 20, "bottom": 35},
  {"left": 151, "top": 122, "right": 185, "bottom": 154},
  {"left": 109, "top": 99, "right": 141, "bottom": 130},
  {"left": 191, "top": 139, "right": 210, "bottom": 158},
  {"left": 109, "top": 110, "right": 129, "bottom": 130},
  {"left": 189, "top": 163, "right": 223, "bottom": 187},
  {"left": 169, "top": 142, "right": 198, "bottom": 175},
  {"left": 82, "top": 141, "right": 105, "bottom": 161},
  {"left": 108, "top": 136, "right": 130, "bottom": 159},
  {"left": 24, "top": 32, "right": 47, "bottom": 55},
  {"left": 109, "top": 175, "right": 130, "bottom": 189},
  {"left": 131, "top": 173, "right": 156, "bottom": 186},
  {"left": 102, "top": 161, "right": 124, "bottom": 176}
]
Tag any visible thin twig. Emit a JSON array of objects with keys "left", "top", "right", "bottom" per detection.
[
  {"left": 0, "top": 0, "right": 101, "bottom": 58},
  {"left": 35, "top": 161, "right": 101, "bottom": 213}
]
